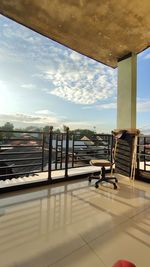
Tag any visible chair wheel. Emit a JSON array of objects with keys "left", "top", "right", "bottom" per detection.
[
  {"left": 95, "top": 183, "right": 99, "bottom": 188},
  {"left": 114, "top": 183, "right": 118, "bottom": 190}
]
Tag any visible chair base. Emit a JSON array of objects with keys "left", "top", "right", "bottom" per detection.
[
  {"left": 94, "top": 176, "right": 118, "bottom": 189},
  {"left": 89, "top": 166, "right": 118, "bottom": 189}
]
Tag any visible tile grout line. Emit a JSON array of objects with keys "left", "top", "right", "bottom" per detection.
[
  {"left": 128, "top": 204, "right": 150, "bottom": 220},
  {"left": 78, "top": 233, "right": 108, "bottom": 267},
  {"left": 48, "top": 244, "right": 87, "bottom": 267}
]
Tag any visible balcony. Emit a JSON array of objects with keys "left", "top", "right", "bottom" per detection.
[
  {"left": 0, "top": 129, "right": 149, "bottom": 192},
  {"left": 0, "top": 2, "right": 150, "bottom": 266},
  {"left": 1, "top": 130, "right": 149, "bottom": 267}
]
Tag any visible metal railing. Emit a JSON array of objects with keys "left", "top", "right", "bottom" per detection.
[
  {"left": 137, "top": 135, "right": 150, "bottom": 179},
  {"left": 0, "top": 129, "right": 49, "bottom": 180},
  {"left": 0, "top": 128, "right": 113, "bottom": 181},
  {"left": 0, "top": 128, "right": 149, "bottom": 191}
]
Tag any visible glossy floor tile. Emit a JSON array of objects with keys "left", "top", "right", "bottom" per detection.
[
  {"left": 0, "top": 175, "right": 149, "bottom": 267},
  {"left": 89, "top": 213, "right": 150, "bottom": 267},
  {"left": 51, "top": 245, "right": 106, "bottom": 267}
]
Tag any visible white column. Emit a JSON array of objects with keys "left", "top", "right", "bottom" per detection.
[{"left": 117, "top": 53, "right": 137, "bottom": 129}]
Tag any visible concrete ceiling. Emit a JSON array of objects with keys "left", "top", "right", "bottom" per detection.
[{"left": 0, "top": 0, "right": 150, "bottom": 68}]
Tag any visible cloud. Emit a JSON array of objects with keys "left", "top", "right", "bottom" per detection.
[
  {"left": 0, "top": 15, "right": 61, "bottom": 65},
  {"left": 35, "top": 110, "right": 54, "bottom": 115},
  {"left": 94, "top": 99, "right": 150, "bottom": 112},
  {"left": 96, "top": 102, "right": 117, "bottom": 110},
  {"left": 137, "top": 99, "right": 150, "bottom": 112},
  {"left": 70, "top": 51, "right": 81, "bottom": 61},
  {"left": 139, "top": 48, "right": 150, "bottom": 60},
  {"left": 0, "top": 112, "right": 66, "bottom": 127},
  {"left": 93, "top": 99, "right": 150, "bottom": 112},
  {"left": 0, "top": 112, "right": 114, "bottom": 132},
  {"left": 21, "top": 84, "right": 36, "bottom": 89},
  {"left": 81, "top": 98, "right": 150, "bottom": 112},
  {"left": 66, "top": 120, "right": 114, "bottom": 133},
  {"left": 81, "top": 106, "right": 93, "bottom": 110},
  {"left": 0, "top": 15, "right": 117, "bottom": 107},
  {"left": 43, "top": 57, "right": 117, "bottom": 105},
  {"left": 143, "top": 53, "right": 150, "bottom": 60}
]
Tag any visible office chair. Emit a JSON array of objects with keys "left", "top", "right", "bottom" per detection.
[
  {"left": 89, "top": 129, "right": 139, "bottom": 189},
  {"left": 89, "top": 159, "right": 118, "bottom": 189}
]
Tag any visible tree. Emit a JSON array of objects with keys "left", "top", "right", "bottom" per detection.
[
  {"left": 43, "top": 126, "right": 50, "bottom": 132},
  {"left": 53, "top": 128, "right": 61, "bottom": 133},
  {"left": 1, "top": 122, "right": 14, "bottom": 139},
  {"left": 0, "top": 128, "right": 4, "bottom": 143}
]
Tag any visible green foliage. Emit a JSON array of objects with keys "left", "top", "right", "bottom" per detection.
[
  {"left": 43, "top": 126, "right": 50, "bottom": 132},
  {"left": 0, "top": 130, "right": 4, "bottom": 142},
  {"left": 0, "top": 122, "right": 14, "bottom": 139},
  {"left": 54, "top": 128, "right": 61, "bottom": 133},
  {"left": 0, "top": 122, "right": 97, "bottom": 143}
]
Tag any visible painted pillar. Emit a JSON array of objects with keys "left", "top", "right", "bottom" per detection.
[{"left": 117, "top": 53, "right": 137, "bottom": 129}]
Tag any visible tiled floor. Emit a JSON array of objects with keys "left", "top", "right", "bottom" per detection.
[{"left": 0, "top": 175, "right": 149, "bottom": 267}]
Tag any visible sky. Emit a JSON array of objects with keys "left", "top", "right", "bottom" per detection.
[{"left": 0, "top": 15, "right": 150, "bottom": 133}]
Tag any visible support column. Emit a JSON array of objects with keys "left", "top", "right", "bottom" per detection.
[{"left": 117, "top": 53, "right": 137, "bottom": 129}]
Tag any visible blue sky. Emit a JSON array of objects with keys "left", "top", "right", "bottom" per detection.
[{"left": 0, "top": 15, "right": 150, "bottom": 133}]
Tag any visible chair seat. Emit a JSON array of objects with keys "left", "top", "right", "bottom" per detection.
[{"left": 90, "top": 159, "right": 112, "bottom": 167}]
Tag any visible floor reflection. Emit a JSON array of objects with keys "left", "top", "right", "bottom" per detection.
[{"left": 0, "top": 178, "right": 149, "bottom": 267}]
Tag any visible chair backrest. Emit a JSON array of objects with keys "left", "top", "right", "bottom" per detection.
[{"left": 113, "top": 130, "right": 138, "bottom": 179}]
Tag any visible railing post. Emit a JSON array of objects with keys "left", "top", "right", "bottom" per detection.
[
  {"left": 55, "top": 134, "right": 58, "bottom": 170},
  {"left": 144, "top": 136, "right": 146, "bottom": 171},
  {"left": 41, "top": 131, "right": 45, "bottom": 172},
  {"left": 65, "top": 127, "right": 69, "bottom": 178},
  {"left": 110, "top": 134, "right": 114, "bottom": 163},
  {"left": 60, "top": 133, "right": 63, "bottom": 169},
  {"left": 72, "top": 134, "right": 74, "bottom": 168},
  {"left": 48, "top": 126, "right": 53, "bottom": 182},
  {"left": 136, "top": 136, "right": 140, "bottom": 178}
]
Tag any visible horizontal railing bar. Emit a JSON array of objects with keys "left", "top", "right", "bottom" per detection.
[
  {"left": 74, "top": 148, "right": 110, "bottom": 152},
  {"left": 70, "top": 163, "right": 90, "bottom": 168},
  {"left": 139, "top": 135, "right": 150, "bottom": 138},
  {"left": 0, "top": 130, "right": 46, "bottom": 134},
  {"left": 70, "top": 134, "right": 111, "bottom": 137},
  {"left": 0, "top": 151, "right": 42, "bottom": 156},
  {"left": 73, "top": 153, "right": 108, "bottom": 157},
  {"left": 73, "top": 144, "right": 108, "bottom": 147},
  {"left": 73, "top": 160, "right": 92, "bottom": 163},
  {"left": 1, "top": 138, "right": 42, "bottom": 141},
  {"left": 68, "top": 141, "right": 108, "bottom": 144},
  {"left": 0, "top": 145, "right": 42, "bottom": 148},
  {"left": 0, "top": 163, "right": 42, "bottom": 169},
  {"left": 75, "top": 148, "right": 110, "bottom": 152},
  {"left": 72, "top": 166, "right": 94, "bottom": 169},
  {"left": 0, "top": 157, "right": 42, "bottom": 162},
  {"left": 137, "top": 144, "right": 150, "bottom": 146},
  {"left": 73, "top": 139, "right": 96, "bottom": 142},
  {"left": 74, "top": 144, "right": 109, "bottom": 151},
  {"left": 70, "top": 144, "right": 85, "bottom": 147},
  {"left": 137, "top": 153, "right": 150, "bottom": 157}
]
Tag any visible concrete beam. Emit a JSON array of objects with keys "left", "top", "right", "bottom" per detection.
[{"left": 0, "top": 0, "right": 150, "bottom": 68}]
